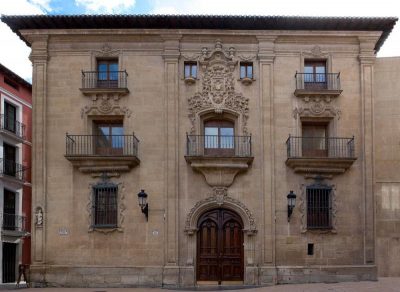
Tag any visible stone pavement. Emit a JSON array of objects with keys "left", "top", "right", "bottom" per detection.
[{"left": 1, "top": 278, "right": 400, "bottom": 291}]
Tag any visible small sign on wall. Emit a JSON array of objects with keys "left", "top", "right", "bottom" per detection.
[{"left": 58, "top": 227, "right": 69, "bottom": 236}]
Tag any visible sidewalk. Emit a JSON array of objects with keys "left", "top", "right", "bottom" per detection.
[{"left": 1, "top": 278, "right": 399, "bottom": 291}]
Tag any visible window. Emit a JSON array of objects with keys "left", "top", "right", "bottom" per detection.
[
  {"left": 204, "top": 119, "right": 234, "bottom": 156},
  {"left": 306, "top": 184, "right": 332, "bottom": 229},
  {"left": 92, "top": 184, "right": 118, "bottom": 228},
  {"left": 97, "top": 59, "right": 118, "bottom": 88},
  {"left": 302, "top": 122, "right": 328, "bottom": 157},
  {"left": 304, "top": 60, "right": 327, "bottom": 89},
  {"left": 4, "top": 102, "right": 16, "bottom": 133},
  {"left": 240, "top": 62, "right": 253, "bottom": 79},
  {"left": 3, "top": 189, "right": 16, "bottom": 230},
  {"left": 184, "top": 62, "right": 197, "bottom": 79},
  {"left": 3, "top": 143, "right": 17, "bottom": 177},
  {"left": 94, "top": 120, "right": 124, "bottom": 156}
]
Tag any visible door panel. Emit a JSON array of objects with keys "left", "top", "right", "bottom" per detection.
[
  {"left": 2, "top": 243, "right": 17, "bottom": 283},
  {"left": 302, "top": 124, "right": 328, "bottom": 157},
  {"left": 197, "top": 209, "right": 244, "bottom": 283}
]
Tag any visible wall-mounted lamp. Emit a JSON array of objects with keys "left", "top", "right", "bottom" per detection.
[
  {"left": 137, "top": 189, "right": 149, "bottom": 221},
  {"left": 287, "top": 190, "right": 297, "bottom": 222}
]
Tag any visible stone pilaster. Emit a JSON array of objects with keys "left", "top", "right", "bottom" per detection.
[
  {"left": 28, "top": 34, "right": 49, "bottom": 265},
  {"left": 358, "top": 36, "right": 377, "bottom": 264},
  {"left": 161, "top": 34, "right": 181, "bottom": 285},
  {"left": 257, "top": 36, "right": 276, "bottom": 265}
]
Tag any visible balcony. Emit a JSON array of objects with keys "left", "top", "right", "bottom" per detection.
[
  {"left": 79, "top": 71, "right": 129, "bottom": 95},
  {"left": 0, "top": 114, "right": 26, "bottom": 142},
  {"left": 185, "top": 135, "right": 253, "bottom": 187},
  {"left": 294, "top": 73, "right": 342, "bottom": 97},
  {"left": 286, "top": 136, "right": 356, "bottom": 175},
  {"left": 0, "top": 158, "right": 26, "bottom": 185},
  {"left": 1, "top": 213, "right": 27, "bottom": 238},
  {"left": 65, "top": 134, "right": 140, "bottom": 173}
]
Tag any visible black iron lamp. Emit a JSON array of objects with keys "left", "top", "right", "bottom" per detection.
[
  {"left": 137, "top": 189, "right": 149, "bottom": 221},
  {"left": 287, "top": 190, "right": 297, "bottom": 222}
]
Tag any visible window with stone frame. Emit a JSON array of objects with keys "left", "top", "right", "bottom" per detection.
[
  {"left": 184, "top": 61, "right": 197, "bottom": 79},
  {"left": 92, "top": 183, "right": 118, "bottom": 228},
  {"left": 240, "top": 62, "right": 253, "bottom": 79},
  {"left": 97, "top": 59, "right": 119, "bottom": 88},
  {"left": 306, "top": 183, "right": 333, "bottom": 229}
]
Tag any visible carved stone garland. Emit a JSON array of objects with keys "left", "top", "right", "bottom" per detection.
[
  {"left": 81, "top": 93, "right": 132, "bottom": 118},
  {"left": 293, "top": 96, "right": 341, "bottom": 120},
  {"left": 187, "top": 40, "right": 250, "bottom": 134},
  {"left": 87, "top": 175, "right": 126, "bottom": 234}
]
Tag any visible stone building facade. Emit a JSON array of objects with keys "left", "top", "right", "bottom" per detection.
[{"left": 1, "top": 15, "right": 399, "bottom": 287}]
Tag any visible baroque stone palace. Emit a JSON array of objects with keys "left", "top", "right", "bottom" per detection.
[{"left": 1, "top": 14, "right": 400, "bottom": 287}]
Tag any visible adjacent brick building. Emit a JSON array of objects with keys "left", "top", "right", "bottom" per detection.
[
  {"left": 1, "top": 14, "right": 399, "bottom": 287},
  {"left": 0, "top": 63, "right": 32, "bottom": 283}
]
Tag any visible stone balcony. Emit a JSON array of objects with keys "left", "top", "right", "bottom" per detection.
[
  {"left": 294, "top": 72, "right": 342, "bottom": 98},
  {"left": 65, "top": 133, "right": 140, "bottom": 173},
  {"left": 79, "top": 70, "right": 129, "bottom": 95},
  {"left": 286, "top": 135, "right": 356, "bottom": 176},
  {"left": 185, "top": 134, "right": 253, "bottom": 187}
]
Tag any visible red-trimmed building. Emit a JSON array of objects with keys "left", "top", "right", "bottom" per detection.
[{"left": 0, "top": 63, "right": 32, "bottom": 283}]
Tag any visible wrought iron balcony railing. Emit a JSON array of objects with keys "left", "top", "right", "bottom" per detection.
[
  {"left": 66, "top": 134, "right": 139, "bottom": 157},
  {"left": 286, "top": 136, "right": 355, "bottom": 159},
  {"left": 0, "top": 114, "right": 25, "bottom": 140},
  {"left": 186, "top": 134, "right": 252, "bottom": 157},
  {"left": 0, "top": 158, "right": 26, "bottom": 181},
  {"left": 295, "top": 73, "right": 341, "bottom": 92},
  {"left": 1, "top": 213, "right": 26, "bottom": 232},
  {"left": 81, "top": 71, "right": 128, "bottom": 89}
]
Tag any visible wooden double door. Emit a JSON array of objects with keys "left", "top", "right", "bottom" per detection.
[{"left": 197, "top": 209, "right": 244, "bottom": 284}]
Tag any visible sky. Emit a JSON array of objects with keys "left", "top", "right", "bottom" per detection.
[{"left": 0, "top": 0, "right": 399, "bottom": 82}]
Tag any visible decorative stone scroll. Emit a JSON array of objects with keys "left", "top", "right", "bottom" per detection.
[
  {"left": 81, "top": 93, "right": 132, "bottom": 118},
  {"left": 293, "top": 96, "right": 341, "bottom": 119},
  {"left": 187, "top": 40, "right": 250, "bottom": 134}
]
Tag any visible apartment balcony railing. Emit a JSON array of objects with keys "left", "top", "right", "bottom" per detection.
[
  {"left": 0, "top": 158, "right": 26, "bottom": 182},
  {"left": 294, "top": 73, "right": 342, "bottom": 96},
  {"left": 1, "top": 213, "right": 26, "bottom": 233},
  {"left": 286, "top": 136, "right": 356, "bottom": 175},
  {"left": 80, "top": 71, "right": 129, "bottom": 93},
  {"left": 186, "top": 134, "right": 252, "bottom": 157},
  {"left": 65, "top": 134, "right": 140, "bottom": 172},
  {"left": 0, "top": 114, "right": 26, "bottom": 140}
]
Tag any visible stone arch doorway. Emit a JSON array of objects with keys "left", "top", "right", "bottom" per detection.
[{"left": 196, "top": 208, "right": 244, "bottom": 284}]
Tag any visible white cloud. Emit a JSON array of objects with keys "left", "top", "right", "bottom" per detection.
[
  {"left": 29, "top": 0, "right": 52, "bottom": 12},
  {"left": 149, "top": 0, "right": 400, "bottom": 57},
  {"left": 0, "top": 0, "right": 46, "bottom": 81},
  {"left": 75, "top": 0, "right": 135, "bottom": 13}
]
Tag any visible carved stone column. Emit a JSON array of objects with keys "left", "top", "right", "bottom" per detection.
[
  {"left": 257, "top": 36, "right": 276, "bottom": 265},
  {"left": 161, "top": 34, "right": 181, "bottom": 286},
  {"left": 359, "top": 36, "right": 378, "bottom": 264},
  {"left": 27, "top": 34, "right": 49, "bottom": 265}
]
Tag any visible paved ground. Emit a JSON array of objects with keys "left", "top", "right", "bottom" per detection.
[{"left": 1, "top": 278, "right": 400, "bottom": 291}]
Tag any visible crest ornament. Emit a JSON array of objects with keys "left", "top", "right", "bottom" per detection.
[{"left": 188, "top": 40, "right": 250, "bottom": 134}]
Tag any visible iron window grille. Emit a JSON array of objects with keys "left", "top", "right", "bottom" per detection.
[
  {"left": 92, "top": 183, "right": 118, "bottom": 228},
  {"left": 306, "top": 183, "right": 333, "bottom": 229}
]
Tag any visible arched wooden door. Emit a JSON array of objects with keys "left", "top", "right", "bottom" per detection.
[{"left": 196, "top": 208, "right": 244, "bottom": 284}]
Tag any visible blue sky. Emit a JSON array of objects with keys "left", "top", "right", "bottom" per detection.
[{"left": 0, "top": 0, "right": 399, "bottom": 81}]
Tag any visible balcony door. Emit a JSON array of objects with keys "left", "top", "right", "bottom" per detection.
[
  {"left": 304, "top": 60, "right": 327, "bottom": 90},
  {"left": 4, "top": 102, "right": 16, "bottom": 134},
  {"left": 197, "top": 209, "right": 244, "bottom": 284},
  {"left": 3, "top": 189, "right": 16, "bottom": 231},
  {"left": 3, "top": 143, "right": 16, "bottom": 177},
  {"left": 97, "top": 60, "right": 118, "bottom": 88},
  {"left": 94, "top": 121, "right": 124, "bottom": 156},
  {"left": 204, "top": 120, "right": 234, "bottom": 156},
  {"left": 302, "top": 123, "right": 328, "bottom": 157}
]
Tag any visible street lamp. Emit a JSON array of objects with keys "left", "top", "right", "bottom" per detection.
[
  {"left": 287, "top": 190, "right": 296, "bottom": 222},
  {"left": 137, "top": 189, "right": 149, "bottom": 221}
]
